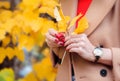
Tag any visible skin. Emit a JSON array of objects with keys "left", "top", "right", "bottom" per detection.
[
  {"left": 46, "top": 28, "right": 112, "bottom": 66},
  {"left": 45, "top": 29, "right": 64, "bottom": 58}
]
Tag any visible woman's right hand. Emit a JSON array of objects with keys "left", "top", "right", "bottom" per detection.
[{"left": 45, "top": 28, "right": 65, "bottom": 54}]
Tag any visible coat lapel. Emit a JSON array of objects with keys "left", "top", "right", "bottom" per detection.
[{"left": 85, "top": 0, "right": 116, "bottom": 36}]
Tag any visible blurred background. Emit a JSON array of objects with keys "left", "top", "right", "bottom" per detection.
[{"left": 0, "top": 0, "right": 58, "bottom": 81}]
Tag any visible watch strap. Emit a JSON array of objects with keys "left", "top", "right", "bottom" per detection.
[{"left": 94, "top": 56, "right": 100, "bottom": 63}]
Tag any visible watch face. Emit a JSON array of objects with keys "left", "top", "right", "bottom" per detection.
[{"left": 93, "top": 48, "right": 103, "bottom": 56}]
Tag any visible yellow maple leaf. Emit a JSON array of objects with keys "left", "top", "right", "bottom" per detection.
[
  {"left": 14, "top": 12, "right": 25, "bottom": 27},
  {"left": 33, "top": 57, "right": 57, "bottom": 81},
  {"left": 0, "top": 1, "right": 10, "bottom": 9},
  {"left": 0, "top": 10, "right": 12, "bottom": 22},
  {"left": 39, "top": 6, "right": 54, "bottom": 17},
  {"left": 31, "top": 31, "right": 45, "bottom": 47},
  {"left": 0, "top": 54, "right": 6, "bottom": 64},
  {"left": 14, "top": 47, "right": 24, "bottom": 62},
  {"left": 5, "top": 47, "right": 14, "bottom": 60},
  {"left": 11, "top": 36, "right": 17, "bottom": 47},
  {"left": 41, "top": 0, "right": 59, "bottom": 8},
  {"left": 74, "top": 16, "right": 89, "bottom": 34},
  {"left": 58, "top": 6, "right": 66, "bottom": 20},
  {"left": 19, "top": 73, "right": 38, "bottom": 81},
  {"left": 0, "top": 47, "right": 6, "bottom": 64},
  {"left": 0, "top": 28, "right": 6, "bottom": 40},
  {"left": 22, "top": 10, "right": 38, "bottom": 21},
  {"left": 14, "top": 13, "right": 32, "bottom": 34},
  {"left": 11, "top": 26, "right": 22, "bottom": 38},
  {"left": 19, "top": 56, "right": 57, "bottom": 81},
  {"left": 2, "top": 19, "right": 15, "bottom": 33},
  {"left": 68, "top": 13, "right": 82, "bottom": 29},
  {"left": 54, "top": 6, "right": 70, "bottom": 32},
  {"left": 22, "top": 26, "right": 32, "bottom": 34},
  {"left": 40, "top": 19, "right": 57, "bottom": 34},
  {"left": 30, "top": 18, "right": 43, "bottom": 32},
  {"left": 20, "top": 0, "right": 41, "bottom": 9},
  {"left": 18, "top": 35, "right": 28, "bottom": 49},
  {"left": 2, "top": 36, "right": 11, "bottom": 47},
  {"left": 18, "top": 34, "right": 35, "bottom": 51},
  {"left": 57, "top": 16, "right": 70, "bottom": 32}
]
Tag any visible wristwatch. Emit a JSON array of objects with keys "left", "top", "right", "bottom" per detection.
[{"left": 93, "top": 47, "right": 103, "bottom": 63}]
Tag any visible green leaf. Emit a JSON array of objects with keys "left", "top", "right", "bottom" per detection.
[
  {"left": 0, "top": 76, "right": 6, "bottom": 81},
  {"left": 0, "top": 68, "right": 15, "bottom": 81}
]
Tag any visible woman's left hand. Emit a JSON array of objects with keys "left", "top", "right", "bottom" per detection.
[{"left": 65, "top": 33, "right": 95, "bottom": 62}]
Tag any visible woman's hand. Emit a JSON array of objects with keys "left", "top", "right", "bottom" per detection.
[
  {"left": 65, "top": 33, "right": 95, "bottom": 62},
  {"left": 46, "top": 28, "right": 59, "bottom": 48},
  {"left": 45, "top": 28, "right": 65, "bottom": 54}
]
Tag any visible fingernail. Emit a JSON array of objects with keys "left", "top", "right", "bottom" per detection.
[
  {"left": 58, "top": 42, "right": 64, "bottom": 46},
  {"left": 54, "top": 33, "right": 57, "bottom": 37},
  {"left": 55, "top": 38, "right": 59, "bottom": 43}
]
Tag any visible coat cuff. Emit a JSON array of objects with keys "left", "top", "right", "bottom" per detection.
[{"left": 111, "top": 48, "right": 120, "bottom": 81}]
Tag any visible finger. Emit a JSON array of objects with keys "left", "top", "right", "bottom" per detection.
[
  {"left": 65, "top": 35, "right": 77, "bottom": 42},
  {"left": 65, "top": 38, "right": 80, "bottom": 46},
  {"left": 57, "top": 41, "right": 64, "bottom": 46},
  {"left": 66, "top": 42, "right": 85, "bottom": 50},
  {"left": 46, "top": 39, "right": 60, "bottom": 47},
  {"left": 65, "top": 34, "right": 87, "bottom": 46},
  {"left": 66, "top": 43, "right": 79, "bottom": 50},
  {"left": 69, "top": 47, "right": 84, "bottom": 54},
  {"left": 45, "top": 32, "right": 58, "bottom": 43},
  {"left": 46, "top": 36, "right": 64, "bottom": 47},
  {"left": 48, "top": 28, "right": 58, "bottom": 37},
  {"left": 65, "top": 33, "right": 86, "bottom": 42}
]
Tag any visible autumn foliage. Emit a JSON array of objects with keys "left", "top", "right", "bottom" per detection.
[
  {"left": 0, "top": 0, "right": 89, "bottom": 81},
  {"left": 0, "top": 0, "right": 60, "bottom": 81}
]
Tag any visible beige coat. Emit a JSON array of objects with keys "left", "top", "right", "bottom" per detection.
[{"left": 50, "top": 0, "right": 120, "bottom": 81}]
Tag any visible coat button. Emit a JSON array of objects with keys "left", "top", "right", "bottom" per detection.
[{"left": 100, "top": 69, "right": 107, "bottom": 77}]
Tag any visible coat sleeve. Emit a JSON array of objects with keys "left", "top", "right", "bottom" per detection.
[
  {"left": 112, "top": 0, "right": 120, "bottom": 80},
  {"left": 111, "top": 48, "right": 120, "bottom": 81}
]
